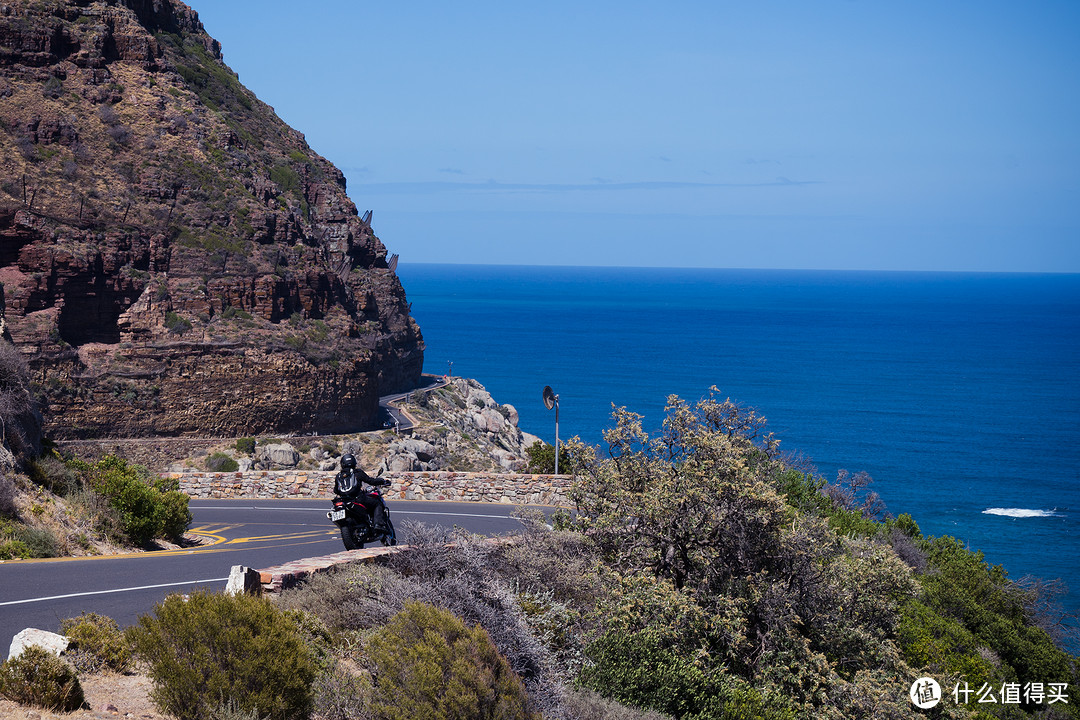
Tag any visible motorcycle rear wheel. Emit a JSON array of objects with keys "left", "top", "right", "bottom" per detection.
[{"left": 340, "top": 521, "right": 364, "bottom": 550}]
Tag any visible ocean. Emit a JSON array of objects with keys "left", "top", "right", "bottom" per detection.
[{"left": 396, "top": 263, "right": 1080, "bottom": 625}]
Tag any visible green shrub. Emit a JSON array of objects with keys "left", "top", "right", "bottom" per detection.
[
  {"left": 234, "top": 437, "right": 256, "bottom": 455},
  {"left": 0, "top": 519, "right": 58, "bottom": 559},
  {"left": 16, "top": 526, "right": 58, "bottom": 558},
  {"left": 910, "top": 536, "right": 1080, "bottom": 704},
  {"left": 0, "top": 539, "right": 30, "bottom": 559},
  {"left": 157, "top": 488, "right": 192, "bottom": 542},
  {"left": 580, "top": 630, "right": 713, "bottom": 719},
  {"left": 524, "top": 440, "right": 571, "bottom": 474},
  {"left": 220, "top": 306, "right": 253, "bottom": 322},
  {"left": 580, "top": 631, "right": 797, "bottom": 720},
  {"left": 61, "top": 612, "right": 133, "bottom": 673},
  {"left": 205, "top": 452, "right": 239, "bottom": 473},
  {"left": 0, "top": 645, "right": 85, "bottom": 712},
  {"left": 85, "top": 455, "right": 190, "bottom": 545},
  {"left": 165, "top": 311, "right": 192, "bottom": 335},
  {"left": 367, "top": 601, "right": 538, "bottom": 720},
  {"left": 126, "top": 591, "right": 316, "bottom": 720}
]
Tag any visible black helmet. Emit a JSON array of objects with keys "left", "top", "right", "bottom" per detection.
[{"left": 340, "top": 453, "right": 357, "bottom": 471}]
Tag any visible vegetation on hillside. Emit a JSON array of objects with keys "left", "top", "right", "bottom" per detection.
[
  {"left": 561, "top": 391, "right": 1079, "bottom": 718},
  {"left": 280, "top": 392, "right": 1080, "bottom": 719},
  {"left": 3, "top": 384, "right": 1076, "bottom": 719}
]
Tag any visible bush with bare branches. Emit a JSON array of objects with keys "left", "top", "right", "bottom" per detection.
[{"left": 0, "top": 340, "right": 40, "bottom": 461}]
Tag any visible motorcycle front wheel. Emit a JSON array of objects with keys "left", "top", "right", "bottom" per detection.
[
  {"left": 380, "top": 518, "right": 397, "bottom": 546},
  {"left": 339, "top": 521, "right": 364, "bottom": 550}
]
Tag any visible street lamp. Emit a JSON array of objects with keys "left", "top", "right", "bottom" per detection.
[{"left": 542, "top": 385, "right": 560, "bottom": 475}]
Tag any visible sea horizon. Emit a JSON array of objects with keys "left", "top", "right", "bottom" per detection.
[{"left": 398, "top": 261, "right": 1080, "bottom": 277}]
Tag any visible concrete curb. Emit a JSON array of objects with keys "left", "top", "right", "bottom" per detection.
[
  {"left": 231, "top": 544, "right": 407, "bottom": 595},
  {"left": 235, "top": 535, "right": 521, "bottom": 595}
]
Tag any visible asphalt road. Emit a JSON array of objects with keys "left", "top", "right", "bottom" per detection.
[
  {"left": 0, "top": 498, "right": 531, "bottom": 659},
  {"left": 378, "top": 374, "right": 446, "bottom": 431}
]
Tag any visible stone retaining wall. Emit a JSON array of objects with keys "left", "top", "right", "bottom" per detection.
[{"left": 169, "top": 470, "right": 574, "bottom": 506}]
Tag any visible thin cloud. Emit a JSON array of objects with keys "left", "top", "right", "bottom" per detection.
[{"left": 351, "top": 178, "right": 821, "bottom": 195}]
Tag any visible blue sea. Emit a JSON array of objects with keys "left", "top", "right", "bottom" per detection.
[{"left": 397, "top": 263, "right": 1080, "bottom": 627}]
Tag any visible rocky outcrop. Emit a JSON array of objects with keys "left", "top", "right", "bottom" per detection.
[
  {"left": 376, "top": 378, "right": 541, "bottom": 473},
  {"left": 0, "top": 0, "right": 424, "bottom": 438}
]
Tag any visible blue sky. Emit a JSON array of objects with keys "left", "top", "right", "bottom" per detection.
[{"left": 195, "top": 1, "right": 1080, "bottom": 272}]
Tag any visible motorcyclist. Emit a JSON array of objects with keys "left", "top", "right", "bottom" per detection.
[{"left": 334, "top": 453, "right": 391, "bottom": 531}]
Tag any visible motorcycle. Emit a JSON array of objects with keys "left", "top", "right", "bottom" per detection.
[{"left": 327, "top": 484, "right": 397, "bottom": 550}]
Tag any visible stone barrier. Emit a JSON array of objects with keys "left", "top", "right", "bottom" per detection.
[{"left": 169, "top": 469, "right": 574, "bottom": 507}]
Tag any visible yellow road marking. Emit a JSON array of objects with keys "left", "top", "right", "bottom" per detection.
[
  {"left": 223, "top": 529, "right": 330, "bottom": 544},
  {"left": 0, "top": 527, "right": 339, "bottom": 564}
]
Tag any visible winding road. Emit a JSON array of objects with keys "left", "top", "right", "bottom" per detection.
[
  {"left": 377, "top": 373, "right": 447, "bottom": 432},
  {"left": 0, "top": 498, "right": 530, "bottom": 658}
]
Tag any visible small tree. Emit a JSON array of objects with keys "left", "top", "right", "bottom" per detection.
[
  {"left": 524, "top": 440, "right": 570, "bottom": 475},
  {"left": 566, "top": 390, "right": 922, "bottom": 718}
]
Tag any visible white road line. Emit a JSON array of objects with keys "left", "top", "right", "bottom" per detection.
[
  {"left": 398, "top": 510, "right": 523, "bottom": 520},
  {"left": 0, "top": 578, "right": 230, "bottom": 607}
]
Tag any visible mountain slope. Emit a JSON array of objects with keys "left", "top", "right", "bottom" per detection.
[{"left": 0, "top": 0, "right": 424, "bottom": 438}]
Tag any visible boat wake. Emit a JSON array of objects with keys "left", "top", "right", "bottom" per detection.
[{"left": 982, "top": 508, "right": 1063, "bottom": 518}]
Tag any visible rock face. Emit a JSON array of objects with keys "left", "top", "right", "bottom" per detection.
[
  {"left": 0, "top": 0, "right": 424, "bottom": 438},
  {"left": 377, "top": 378, "right": 538, "bottom": 473}
]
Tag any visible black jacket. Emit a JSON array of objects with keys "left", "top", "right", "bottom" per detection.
[{"left": 334, "top": 468, "right": 388, "bottom": 497}]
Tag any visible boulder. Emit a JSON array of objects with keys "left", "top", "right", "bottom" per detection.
[
  {"left": 398, "top": 438, "right": 436, "bottom": 463},
  {"left": 225, "top": 565, "right": 262, "bottom": 596},
  {"left": 470, "top": 408, "right": 506, "bottom": 434},
  {"left": 521, "top": 431, "right": 543, "bottom": 450},
  {"left": 255, "top": 443, "right": 299, "bottom": 469},
  {"left": 493, "top": 448, "right": 526, "bottom": 472},
  {"left": 501, "top": 403, "right": 520, "bottom": 427},
  {"left": 385, "top": 454, "right": 416, "bottom": 472},
  {"left": 8, "top": 628, "right": 68, "bottom": 661}
]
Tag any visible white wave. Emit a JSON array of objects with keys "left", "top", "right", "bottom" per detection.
[{"left": 982, "top": 508, "right": 1062, "bottom": 518}]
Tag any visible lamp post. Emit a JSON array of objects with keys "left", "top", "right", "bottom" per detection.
[{"left": 542, "top": 386, "right": 560, "bottom": 475}]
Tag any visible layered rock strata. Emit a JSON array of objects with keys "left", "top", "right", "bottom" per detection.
[{"left": 0, "top": 0, "right": 423, "bottom": 438}]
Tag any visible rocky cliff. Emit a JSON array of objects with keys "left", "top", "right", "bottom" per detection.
[{"left": 0, "top": 0, "right": 424, "bottom": 438}]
